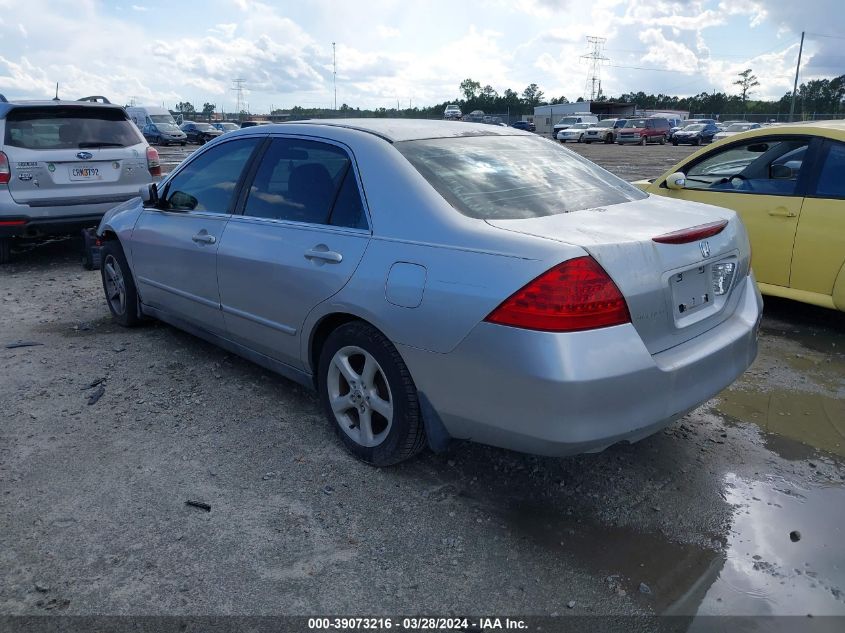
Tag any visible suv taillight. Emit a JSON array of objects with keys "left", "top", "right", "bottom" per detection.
[
  {"left": 146, "top": 146, "right": 161, "bottom": 178},
  {"left": 485, "top": 256, "right": 631, "bottom": 332},
  {"left": 0, "top": 151, "right": 10, "bottom": 185}
]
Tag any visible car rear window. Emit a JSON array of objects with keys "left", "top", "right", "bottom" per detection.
[
  {"left": 395, "top": 135, "right": 646, "bottom": 220},
  {"left": 4, "top": 107, "right": 143, "bottom": 150}
]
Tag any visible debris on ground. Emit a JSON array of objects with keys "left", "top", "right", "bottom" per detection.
[
  {"left": 185, "top": 500, "right": 211, "bottom": 512},
  {"left": 86, "top": 385, "right": 105, "bottom": 406},
  {"left": 4, "top": 341, "right": 44, "bottom": 349}
]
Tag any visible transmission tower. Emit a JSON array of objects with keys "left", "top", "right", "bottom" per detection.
[
  {"left": 580, "top": 36, "right": 609, "bottom": 101},
  {"left": 232, "top": 78, "right": 246, "bottom": 121}
]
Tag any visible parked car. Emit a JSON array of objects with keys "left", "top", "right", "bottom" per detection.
[
  {"left": 180, "top": 121, "right": 223, "bottom": 144},
  {"left": 552, "top": 114, "right": 599, "bottom": 138},
  {"left": 556, "top": 122, "right": 591, "bottom": 143},
  {"left": 95, "top": 119, "right": 760, "bottom": 465},
  {"left": 142, "top": 121, "right": 187, "bottom": 146},
  {"left": 713, "top": 122, "right": 761, "bottom": 141},
  {"left": 463, "top": 110, "right": 485, "bottom": 123},
  {"left": 634, "top": 120, "right": 845, "bottom": 311},
  {"left": 616, "top": 117, "right": 671, "bottom": 145},
  {"left": 213, "top": 122, "right": 241, "bottom": 133},
  {"left": 670, "top": 119, "right": 716, "bottom": 140},
  {"left": 582, "top": 118, "right": 627, "bottom": 144},
  {"left": 126, "top": 106, "right": 178, "bottom": 131},
  {"left": 672, "top": 122, "right": 719, "bottom": 146},
  {"left": 0, "top": 95, "right": 159, "bottom": 264},
  {"left": 511, "top": 120, "right": 536, "bottom": 132},
  {"left": 443, "top": 105, "right": 462, "bottom": 120},
  {"left": 239, "top": 121, "right": 272, "bottom": 128}
]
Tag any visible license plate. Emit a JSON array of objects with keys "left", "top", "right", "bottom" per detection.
[
  {"left": 671, "top": 266, "right": 710, "bottom": 316},
  {"left": 69, "top": 166, "right": 102, "bottom": 181}
]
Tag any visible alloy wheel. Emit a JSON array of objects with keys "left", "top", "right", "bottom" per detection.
[
  {"left": 103, "top": 254, "right": 126, "bottom": 316},
  {"left": 327, "top": 345, "right": 394, "bottom": 448}
]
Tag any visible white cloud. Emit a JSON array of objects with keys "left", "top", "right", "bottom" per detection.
[
  {"left": 131, "top": 4, "right": 148, "bottom": 11},
  {"left": 18, "top": 23, "right": 27, "bottom": 37},
  {"left": 376, "top": 25, "right": 400, "bottom": 39}
]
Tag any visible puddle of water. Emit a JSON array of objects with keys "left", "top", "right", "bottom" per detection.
[
  {"left": 501, "top": 500, "right": 721, "bottom": 612},
  {"left": 670, "top": 473, "right": 845, "bottom": 616},
  {"left": 715, "top": 390, "right": 845, "bottom": 459}
]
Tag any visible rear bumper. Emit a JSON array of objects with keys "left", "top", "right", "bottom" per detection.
[
  {"left": 0, "top": 189, "right": 138, "bottom": 237},
  {"left": 400, "top": 274, "right": 762, "bottom": 457}
]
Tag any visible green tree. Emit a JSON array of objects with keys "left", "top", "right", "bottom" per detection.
[
  {"left": 521, "top": 83, "right": 544, "bottom": 107},
  {"left": 176, "top": 101, "right": 196, "bottom": 115},
  {"left": 733, "top": 69, "right": 760, "bottom": 105},
  {"left": 201, "top": 102, "right": 215, "bottom": 121},
  {"left": 460, "top": 78, "right": 481, "bottom": 101}
]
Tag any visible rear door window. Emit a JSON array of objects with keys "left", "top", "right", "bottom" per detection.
[
  {"left": 243, "top": 138, "right": 354, "bottom": 225},
  {"left": 4, "top": 107, "right": 143, "bottom": 149}
]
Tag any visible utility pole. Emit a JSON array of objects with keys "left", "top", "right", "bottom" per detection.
[
  {"left": 232, "top": 78, "right": 245, "bottom": 122},
  {"left": 580, "top": 36, "right": 608, "bottom": 102},
  {"left": 789, "top": 31, "right": 805, "bottom": 122},
  {"left": 332, "top": 42, "right": 337, "bottom": 112}
]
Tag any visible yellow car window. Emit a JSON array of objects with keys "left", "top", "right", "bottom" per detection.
[{"left": 684, "top": 138, "right": 808, "bottom": 196}]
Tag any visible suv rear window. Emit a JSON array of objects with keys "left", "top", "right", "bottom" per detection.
[
  {"left": 4, "top": 107, "right": 143, "bottom": 150},
  {"left": 396, "top": 135, "right": 646, "bottom": 220}
]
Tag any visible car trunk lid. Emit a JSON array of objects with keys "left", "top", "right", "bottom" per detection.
[{"left": 486, "top": 195, "right": 751, "bottom": 354}]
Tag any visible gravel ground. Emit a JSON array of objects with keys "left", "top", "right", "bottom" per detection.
[{"left": 1, "top": 141, "right": 844, "bottom": 623}]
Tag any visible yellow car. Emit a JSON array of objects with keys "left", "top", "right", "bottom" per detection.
[{"left": 635, "top": 121, "right": 845, "bottom": 311}]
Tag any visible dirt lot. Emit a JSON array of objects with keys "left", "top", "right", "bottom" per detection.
[{"left": 1, "top": 142, "right": 844, "bottom": 624}]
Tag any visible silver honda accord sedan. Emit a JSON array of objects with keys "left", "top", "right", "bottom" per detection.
[{"left": 96, "top": 119, "right": 761, "bottom": 466}]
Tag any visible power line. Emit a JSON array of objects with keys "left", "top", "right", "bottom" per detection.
[
  {"left": 232, "top": 78, "right": 245, "bottom": 121},
  {"left": 806, "top": 32, "right": 845, "bottom": 41}
]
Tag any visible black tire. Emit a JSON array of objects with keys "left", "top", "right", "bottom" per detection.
[
  {"left": 640, "top": 135, "right": 648, "bottom": 146},
  {"left": 0, "top": 237, "right": 10, "bottom": 265},
  {"left": 318, "top": 322, "right": 426, "bottom": 466},
  {"left": 605, "top": 133, "right": 613, "bottom": 144},
  {"left": 672, "top": 140, "right": 679, "bottom": 146},
  {"left": 694, "top": 137, "right": 701, "bottom": 146},
  {"left": 100, "top": 240, "right": 142, "bottom": 327},
  {"left": 659, "top": 135, "right": 666, "bottom": 145},
  {"left": 181, "top": 142, "right": 186, "bottom": 147}
]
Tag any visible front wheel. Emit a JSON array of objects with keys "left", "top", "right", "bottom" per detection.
[
  {"left": 640, "top": 135, "right": 648, "bottom": 146},
  {"left": 605, "top": 134, "right": 613, "bottom": 144},
  {"left": 659, "top": 135, "right": 666, "bottom": 145},
  {"left": 318, "top": 322, "right": 426, "bottom": 466},
  {"left": 100, "top": 240, "right": 142, "bottom": 327},
  {"left": 672, "top": 140, "right": 679, "bottom": 146},
  {"left": 694, "top": 137, "right": 701, "bottom": 146}
]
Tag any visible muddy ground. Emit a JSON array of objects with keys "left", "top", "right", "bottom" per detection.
[{"left": 1, "top": 142, "right": 844, "bottom": 623}]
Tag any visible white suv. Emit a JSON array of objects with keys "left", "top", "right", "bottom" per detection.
[
  {"left": 0, "top": 95, "right": 159, "bottom": 263},
  {"left": 443, "top": 105, "right": 462, "bottom": 120}
]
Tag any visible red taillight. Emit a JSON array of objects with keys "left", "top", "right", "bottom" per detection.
[
  {"left": 485, "top": 256, "right": 631, "bottom": 332},
  {"left": 146, "top": 146, "right": 161, "bottom": 177},
  {"left": 652, "top": 219, "right": 728, "bottom": 244},
  {"left": 0, "top": 151, "right": 10, "bottom": 185}
]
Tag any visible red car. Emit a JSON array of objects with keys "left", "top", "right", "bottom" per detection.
[{"left": 615, "top": 117, "right": 671, "bottom": 145}]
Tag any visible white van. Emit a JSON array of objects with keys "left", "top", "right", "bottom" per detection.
[
  {"left": 552, "top": 113, "right": 598, "bottom": 137},
  {"left": 125, "top": 106, "right": 177, "bottom": 130}
]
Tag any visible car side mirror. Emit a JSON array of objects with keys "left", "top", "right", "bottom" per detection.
[
  {"left": 666, "top": 172, "right": 686, "bottom": 190},
  {"left": 140, "top": 183, "right": 159, "bottom": 206}
]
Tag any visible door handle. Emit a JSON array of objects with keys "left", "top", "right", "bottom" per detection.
[
  {"left": 192, "top": 233, "right": 217, "bottom": 244},
  {"left": 767, "top": 208, "right": 797, "bottom": 218},
  {"left": 305, "top": 247, "right": 343, "bottom": 263}
]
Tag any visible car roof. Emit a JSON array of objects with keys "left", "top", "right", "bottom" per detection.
[
  {"left": 0, "top": 99, "right": 126, "bottom": 118},
  {"left": 272, "top": 118, "right": 530, "bottom": 142},
  {"left": 719, "top": 119, "right": 845, "bottom": 140}
]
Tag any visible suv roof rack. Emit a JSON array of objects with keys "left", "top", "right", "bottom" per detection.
[{"left": 77, "top": 96, "right": 111, "bottom": 104}]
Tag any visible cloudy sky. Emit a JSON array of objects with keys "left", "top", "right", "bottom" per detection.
[{"left": 0, "top": 0, "right": 842, "bottom": 113}]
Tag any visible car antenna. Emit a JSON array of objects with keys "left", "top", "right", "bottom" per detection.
[{"left": 53, "top": 82, "right": 60, "bottom": 101}]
